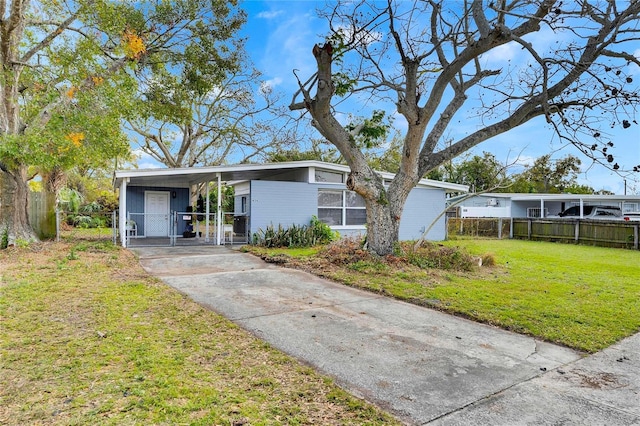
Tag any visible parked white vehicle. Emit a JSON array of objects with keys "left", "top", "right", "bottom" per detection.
[
  {"left": 552, "top": 205, "right": 623, "bottom": 219},
  {"left": 623, "top": 212, "right": 640, "bottom": 221}
]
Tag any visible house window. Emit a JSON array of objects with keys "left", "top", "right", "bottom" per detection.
[
  {"left": 241, "top": 196, "right": 247, "bottom": 213},
  {"left": 318, "top": 190, "right": 366, "bottom": 226},
  {"left": 315, "top": 169, "right": 344, "bottom": 183}
]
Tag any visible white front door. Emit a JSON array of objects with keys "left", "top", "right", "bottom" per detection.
[{"left": 145, "top": 191, "right": 170, "bottom": 237}]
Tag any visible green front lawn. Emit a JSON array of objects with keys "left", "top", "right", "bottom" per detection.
[
  {"left": 248, "top": 239, "right": 640, "bottom": 353},
  {"left": 0, "top": 241, "right": 399, "bottom": 425},
  {"left": 439, "top": 239, "right": 640, "bottom": 352}
]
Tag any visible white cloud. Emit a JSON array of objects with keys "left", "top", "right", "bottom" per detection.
[
  {"left": 252, "top": 10, "right": 324, "bottom": 93},
  {"left": 334, "top": 24, "right": 383, "bottom": 48},
  {"left": 131, "top": 149, "right": 164, "bottom": 169},
  {"left": 256, "top": 10, "right": 284, "bottom": 20},
  {"left": 480, "top": 25, "right": 571, "bottom": 67},
  {"left": 628, "top": 48, "right": 640, "bottom": 76},
  {"left": 261, "top": 77, "right": 282, "bottom": 92},
  {"left": 480, "top": 41, "right": 520, "bottom": 64},
  {"left": 390, "top": 111, "right": 408, "bottom": 134}
]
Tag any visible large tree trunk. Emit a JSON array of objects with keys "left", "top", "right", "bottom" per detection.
[
  {"left": 346, "top": 170, "right": 410, "bottom": 256},
  {"left": 0, "top": 165, "right": 37, "bottom": 244},
  {"left": 364, "top": 198, "right": 401, "bottom": 256}
]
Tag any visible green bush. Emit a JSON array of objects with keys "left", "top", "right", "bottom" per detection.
[
  {"left": 402, "top": 242, "right": 476, "bottom": 271},
  {"left": 1, "top": 227, "right": 8, "bottom": 249},
  {"left": 72, "top": 215, "right": 94, "bottom": 228},
  {"left": 253, "top": 216, "right": 338, "bottom": 248},
  {"left": 66, "top": 213, "right": 110, "bottom": 229}
]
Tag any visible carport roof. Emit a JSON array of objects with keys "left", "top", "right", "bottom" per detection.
[
  {"left": 113, "top": 160, "right": 469, "bottom": 192},
  {"left": 448, "top": 192, "right": 640, "bottom": 204}
]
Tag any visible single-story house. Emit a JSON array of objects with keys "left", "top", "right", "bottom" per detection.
[
  {"left": 113, "top": 160, "right": 468, "bottom": 247},
  {"left": 448, "top": 193, "right": 640, "bottom": 218}
]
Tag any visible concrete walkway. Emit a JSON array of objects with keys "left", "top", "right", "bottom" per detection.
[{"left": 134, "top": 246, "right": 640, "bottom": 425}]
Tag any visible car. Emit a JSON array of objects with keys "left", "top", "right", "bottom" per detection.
[
  {"left": 555, "top": 205, "right": 622, "bottom": 219},
  {"left": 623, "top": 212, "right": 640, "bottom": 221}
]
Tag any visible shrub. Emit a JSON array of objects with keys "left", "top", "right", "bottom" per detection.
[
  {"left": 320, "top": 237, "right": 372, "bottom": 265},
  {"left": 400, "top": 242, "right": 477, "bottom": 271},
  {"left": 80, "top": 201, "right": 103, "bottom": 213},
  {"left": 252, "top": 216, "right": 338, "bottom": 248},
  {"left": 481, "top": 253, "right": 496, "bottom": 267},
  {"left": 72, "top": 215, "right": 94, "bottom": 229},
  {"left": 1, "top": 227, "right": 8, "bottom": 250}
]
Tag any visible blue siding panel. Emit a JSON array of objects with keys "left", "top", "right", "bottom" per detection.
[
  {"left": 400, "top": 188, "right": 446, "bottom": 241},
  {"left": 126, "top": 186, "right": 190, "bottom": 235},
  {"left": 250, "top": 181, "right": 316, "bottom": 234},
  {"left": 248, "top": 180, "right": 448, "bottom": 241}
]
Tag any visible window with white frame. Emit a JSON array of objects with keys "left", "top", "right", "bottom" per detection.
[
  {"left": 318, "top": 189, "right": 366, "bottom": 226},
  {"left": 315, "top": 169, "right": 344, "bottom": 183}
]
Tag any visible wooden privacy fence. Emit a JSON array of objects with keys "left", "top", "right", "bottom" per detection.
[
  {"left": 28, "top": 192, "right": 56, "bottom": 239},
  {"left": 511, "top": 218, "right": 639, "bottom": 250},
  {"left": 448, "top": 217, "right": 639, "bottom": 250}
]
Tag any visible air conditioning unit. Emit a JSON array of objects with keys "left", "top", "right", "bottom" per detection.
[{"left": 487, "top": 198, "right": 498, "bottom": 207}]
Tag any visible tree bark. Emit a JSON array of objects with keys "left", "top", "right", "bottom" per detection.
[
  {"left": 0, "top": 165, "right": 36, "bottom": 244},
  {"left": 364, "top": 199, "right": 397, "bottom": 256}
]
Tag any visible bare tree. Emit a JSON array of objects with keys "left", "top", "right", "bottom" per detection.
[
  {"left": 290, "top": 0, "right": 640, "bottom": 255},
  {"left": 128, "top": 65, "right": 298, "bottom": 169}
]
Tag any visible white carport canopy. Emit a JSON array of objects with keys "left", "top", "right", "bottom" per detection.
[{"left": 509, "top": 194, "right": 640, "bottom": 218}]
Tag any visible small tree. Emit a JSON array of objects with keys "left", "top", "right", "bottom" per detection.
[
  {"left": 290, "top": 0, "right": 640, "bottom": 255},
  {"left": 509, "top": 154, "right": 585, "bottom": 193},
  {"left": 0, "top": 0, "right": 247, "bottom": 244},
  {"left": 128, "top": 67, "right": 295, "bottom": 169}
]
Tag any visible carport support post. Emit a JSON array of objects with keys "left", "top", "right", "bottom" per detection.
[
  {"left": 217, "top": 173, "right": 222, "bottom": 245},
  {"left": 119, "top": 177, "right": 129, "bottom": 247},
  {"left": 205, "top": 180, "right": 210, "bottom": 243}
]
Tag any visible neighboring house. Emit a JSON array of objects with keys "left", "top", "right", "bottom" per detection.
[
  {"left": 448, "top": 193, "right": 640, "bottom": 219},
  {"left": 113, "top": 160, "right": 468, "bottom": 247}
]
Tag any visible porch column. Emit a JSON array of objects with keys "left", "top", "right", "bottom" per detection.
[
  {"left": 540, "top": 199, "right": 545, "bottom": 218},
  {"left": 205, "top": 180, "right": 210, "bottom": 243},
  {"left": 119, "top": 177, "right": 129, "bottom": 247},
  {"left": 217, "top": 173, "right": 222, "bottom": 245}
]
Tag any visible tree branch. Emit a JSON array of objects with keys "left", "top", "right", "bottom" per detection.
[{"left": 19, "top": 14, "right": 78, "bottom": 64}]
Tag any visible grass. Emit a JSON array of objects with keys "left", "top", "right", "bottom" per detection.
[
  {"left": 246, "top": 238, "right": 640, "bottom": 353},
  {"left": 0, "top": 240, "right": 400, "bottom": 425},
  {"left": 439, "top": 239, "right": 640, "bottom": 352}
]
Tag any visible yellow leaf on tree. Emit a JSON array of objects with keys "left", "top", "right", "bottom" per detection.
[
  {"left": 66, "top": 132, "right": 85, "bottom": 147},
  {"left": 122, "top": 30, "right": 146, "bottom": 59},
  {"left": 92, "top": 76, "right": 104, "bottom": 86},
  {"left": 67, "top": 86, "right": 77, "bottom": 99}
]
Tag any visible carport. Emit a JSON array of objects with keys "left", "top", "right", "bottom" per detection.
[{"left": 113, "top": 162, "right": 322, "bottom": 248}]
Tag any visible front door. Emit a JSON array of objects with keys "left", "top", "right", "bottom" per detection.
[{"left": 145, "top": 191, "right": 170, "bottom": 237}]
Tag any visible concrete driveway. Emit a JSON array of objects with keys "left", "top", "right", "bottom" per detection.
[{"left": 134, "top": 246, "right": 640, "bottom": 425}]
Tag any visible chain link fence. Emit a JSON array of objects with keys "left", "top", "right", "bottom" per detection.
[{"left": 56, "top": 210, "right": 118, "bottom": 243}]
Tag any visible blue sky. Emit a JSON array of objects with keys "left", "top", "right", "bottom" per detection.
[
  {"left": 238, "top": 1, "right": 640, "bottom": 195},
  {"left": 135, "top": 1, "right": 640, "bottom": 194}
]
